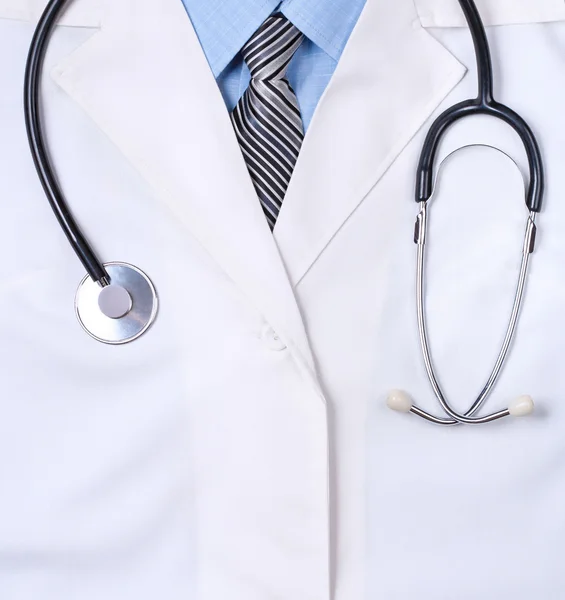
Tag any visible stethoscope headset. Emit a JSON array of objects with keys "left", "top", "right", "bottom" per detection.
[{"left": 24, "top": 0, "right": 544, "bottom": 426}]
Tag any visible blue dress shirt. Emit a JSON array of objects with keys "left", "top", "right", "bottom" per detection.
[{"left": 180, "top": 0, "right": 367, "bottom": 131}]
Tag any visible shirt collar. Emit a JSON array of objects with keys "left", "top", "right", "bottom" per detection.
[{"left": 182, "top": 0, "right": 367, "bottom": 77}]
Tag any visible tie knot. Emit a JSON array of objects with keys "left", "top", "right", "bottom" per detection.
[{"left": 241, "top": 14, "right": 304, "bottom": 80}]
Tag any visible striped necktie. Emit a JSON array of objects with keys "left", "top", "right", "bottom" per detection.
[{"left": 231, "top": 14, "right": 305, "bottom": 230}]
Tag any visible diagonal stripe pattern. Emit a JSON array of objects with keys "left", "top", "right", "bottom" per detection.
[{"left": 231, "top": 14, "right": 305, "bottom": 230}]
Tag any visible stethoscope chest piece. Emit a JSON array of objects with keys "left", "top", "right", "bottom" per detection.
[{"left": 75, "top": 262, "right": 158, "bottom": 345}]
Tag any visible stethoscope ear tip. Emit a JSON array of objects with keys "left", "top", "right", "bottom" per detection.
[
  {"left": 386, "top": 390, "right": 413, "bottom": 414},
  {"left": 508, "top": 395, "right": 535, "bottom": 418}
]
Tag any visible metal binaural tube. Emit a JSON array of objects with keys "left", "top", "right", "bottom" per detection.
[{"left": 407, "top": 203, "right": 536, "bottom": 426}]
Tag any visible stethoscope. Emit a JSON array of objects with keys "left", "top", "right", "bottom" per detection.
[
  {"left": 25, "top": 1, "right": 544, "bottom": 424},
  {"left": 24, "top": 0, "right": 159, "bottom": 345},
  {"left": 386, "top": 0, "right": 544, "bottom": 425}
]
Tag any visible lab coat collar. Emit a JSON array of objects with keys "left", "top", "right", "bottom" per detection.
[
  {"left": 272, "top": 0, "right": 466, "bottom": 285},
  {"left": 52, "top": 0, "right": 319, "bottom": 388},
  {"left": 50, "top": 0, "right": 464, "bottom": 379}
]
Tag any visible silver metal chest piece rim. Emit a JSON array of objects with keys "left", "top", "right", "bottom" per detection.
[{"left": 75, "top": 262, "right": 158, "bottom": 345}]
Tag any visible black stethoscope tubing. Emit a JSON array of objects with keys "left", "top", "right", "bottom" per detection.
[
  {"left": 24, "top": 0, "right": 109, "bottom": 285},
  {"left": 416, "top": 0, "right": 545, "bottom": 212}
]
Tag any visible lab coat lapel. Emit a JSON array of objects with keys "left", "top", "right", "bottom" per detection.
[
  {"left": 51, "top": 0, "right": 317, "bottom": 379},
  {"left": 274, "top": 0, "right": 467, "bottom": 285}
]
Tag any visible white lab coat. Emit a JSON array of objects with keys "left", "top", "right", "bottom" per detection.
[{"left": 1, "top": 0, "right": 565, "bottom": 598}]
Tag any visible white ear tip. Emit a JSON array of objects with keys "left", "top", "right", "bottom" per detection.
[
  {"left": 387, "top": 390, "right": 413, "bottom": 413},
  {"left": 508, "top": 395, "right": 535, "bottom": 417}
]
